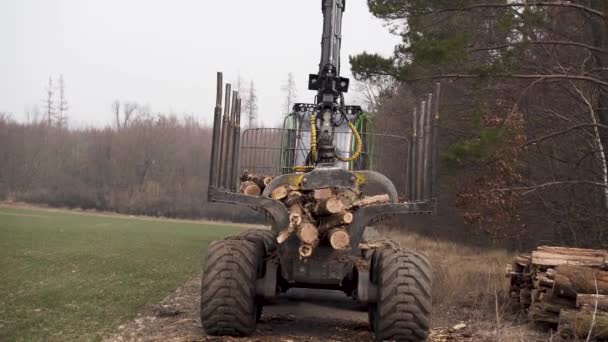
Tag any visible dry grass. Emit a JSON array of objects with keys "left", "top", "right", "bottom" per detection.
[{"left": 389, "top": 231, "right": 551, "bottom": 341}]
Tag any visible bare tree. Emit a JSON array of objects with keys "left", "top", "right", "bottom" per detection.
[
  {"left": 123, "top": 102, "right": 138, "bottom": 128},
  {"left": 281, "top": 72, "right": 297, "bottom": 113},
  {"left": 56, "top": 74, "right": 68, "bottom": 128},
  {"left": 244, "top": 80, "right": 258, "bottom": 128},
  {"left": 56, "top": 75, "right": 68, "bottom": 127},
  {"left": 112, "top": 100, "right": 121, "bottom": 129},
  {"left": 43, "top": 77, "right": 54, "bottom": 126}
]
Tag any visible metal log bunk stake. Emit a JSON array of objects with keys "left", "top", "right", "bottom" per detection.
[
  {"left": 422, "top": 93, "right": 433, "bottom": 200},
  {"left": 218, "top": 84, "right": 231, "bottom": 189},
  {"left": 408, "top": 107, "right": 418, "bottom": 201},
  {"left": 209, "top": 72, "right": 223, "bottom": 188},
  {"left": 431, "top": 83, "right": 441, "bottom": 202},
  {"left": 231, "top": 97, "right": 242, "bottom": 192},
  {"left": 223, "top": 90, "right": 238, "bottom": 190},
  {"left": 416, "top": 101, "right": 426, "bottom": 201}
]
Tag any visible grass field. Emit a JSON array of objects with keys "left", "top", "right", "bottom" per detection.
[{"left": 0, "top": 206, "right": 244, "bottom": 342}]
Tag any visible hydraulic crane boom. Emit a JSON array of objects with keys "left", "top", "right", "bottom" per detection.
[
  {"left": 308, "top": 0, "right": 352, "bottom": 163},
  {"left": 320, "top": 0, "right": 344, "bottom": 75}
]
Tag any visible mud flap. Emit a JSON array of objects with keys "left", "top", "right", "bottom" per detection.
[
  {"left": 256, "top": 259, "right": 278, "bottom": 300},
  {"left": 356, "top": 269, "right": 377, "bottom": 305}
]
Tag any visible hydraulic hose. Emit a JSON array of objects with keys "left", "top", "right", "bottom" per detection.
[
  {"left": 310, "top": 113, "right": 318, "bottom": 163},
  {"left": 336, "top": 121, "right": 362, "bottom": 162}
]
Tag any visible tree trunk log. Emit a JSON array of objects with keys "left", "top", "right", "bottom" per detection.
[
  {"left": 296, "top": 222, "right": 319, "bottom": 245},
  {"left": 328, "top": 228, "right": 350, "bottom": 250},
  {"left": 271, "top": 185, "right": 289, "bottom": 200},
  {"left": 554, "top": 265, "right": 608, "bottom": 298},
  {"left": 313, "top": 196, "right": 344, "bottom": 216},
  {"left": 319, "top": 212, "right": 353, "bottom": 231},
  {"left": 284, "top": 191, "right": 303, "bottom": 207},
  {"left": 558, "top": 309, "right": 608, "bottom": 340},
  {"left": 299, "top": 243, "right": 314, "bottom": 258},
  {"left": 351, "top": 194, "right": 390, "bottom": 208},
  {"left": 239, "top": 181, "right": 261, "bottom": 196},
  {"left": 532, "top": 246, "right": 607, "bottom": 268},
  {"left": 277, "top": 228, "right": 291, "bottom": 244},
  {"left": 240, "top": 171, "right": 272, "bottom": 190},
  {"left": 313, "top": 188, "right": 333, "bottom": 200},
  {"left": 577, "top": 294, "right": 608, "bottom": 311}
]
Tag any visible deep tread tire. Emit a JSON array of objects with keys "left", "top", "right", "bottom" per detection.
[
  {"left": 370, "top": 248, "right": 432, "bottom": 342},
  {"left": 237, "top": 229, "right": 276, "bottom": 253},
  {"left": 200, "top": 239, "right": 260, "bottom": 336}
]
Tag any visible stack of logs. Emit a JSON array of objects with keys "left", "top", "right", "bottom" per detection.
[
  {"left": 507, "top": 246, "right": 608, "bottom": 339},
  {"left": 239, "top": 171, "right": 274, "bottom": 196},
  {"left": 238, "top": 170, "right": 390, "bottom": 258}
]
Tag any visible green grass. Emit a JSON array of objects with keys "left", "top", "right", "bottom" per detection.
[{"left": 0, "top": 207, "right": 243, "bottom": 342}]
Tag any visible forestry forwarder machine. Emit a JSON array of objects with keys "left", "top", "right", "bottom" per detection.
[{"left": 201, "top": 1, "right": 439, "bottom": 341}]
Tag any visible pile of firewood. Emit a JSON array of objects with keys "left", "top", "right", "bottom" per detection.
[
  {"left": 239, "top": 171, "right": 274, "bottom": 196},
  {"left": 507, "top": 246, "right": 608, "bottom": 339},
  {"left": 238, "top": 170, "right": 389, "bottom": 258}
]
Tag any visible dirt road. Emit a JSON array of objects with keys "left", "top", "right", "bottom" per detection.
[{"left": 105, "top": 277, "right": 469, "bottom": 342}]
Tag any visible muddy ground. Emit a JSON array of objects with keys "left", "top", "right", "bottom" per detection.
[{"left": 104, "top": 276, "right": 490, "bottom": 342}]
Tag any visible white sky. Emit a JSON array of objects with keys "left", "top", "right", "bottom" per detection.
[{"left": 1, "top": 0, "right": 399, "bottom": 127}]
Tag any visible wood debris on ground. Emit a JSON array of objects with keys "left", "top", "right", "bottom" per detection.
[{"left": 507, "top": 245, "right": 608, "bottom": 340}]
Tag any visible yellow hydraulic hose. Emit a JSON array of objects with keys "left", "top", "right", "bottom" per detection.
[
  {"left": 292, "top": 113, "right": 361, "bottom": 172},
  {"left": 292, "top": 113, "right": 317, "bottom": 173},
  {"left": 310, "top": 113, "right": 317, "bottom": 163},
  {"left": 336, "top": 121, "right": 362, "bottom": 162}
]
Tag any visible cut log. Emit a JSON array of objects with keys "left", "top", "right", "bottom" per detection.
[
  {"left": 299, "top": 243, "right": 314, "bottom": 258},
  {"left": 577, "top": 294, "right": 608, "bottom": 311},
  {"left": 240, "top": 171, "right": 272, "bottom": 190},
  {"left": 289, "top": 213, "right": 302, "bottom": 227},
  {"left": 334, "top": 188, "right": 359, "bottom": 208},
  {"left": 296, "top": 222, "right": 319, "bottom": 245},
  {"left": 284, "top": 191, "right": 303, "bottom": 207},
  {"left": 351, "top": 194, "right": 390, "bottom": 208},
  {"left": 515, "top": 254, "right": 531, "bottom": 267},
  {"left": 546, "top": 268, "right": 556, "bottom": 280},
  {"left": 532, "top": 246, "right": 607, "bottom": 268},
  {"left": 558, "top": 309, "right": 608, "bottom": 340},
  {"left": 319, "top": 212, "right": 353, "bottom": 231},
  {"left": 528, "top": 304, "right": 559, "bottom": 324},
  {"left": 538, "top": 274, "right": 555, "bottom": 288},
  {"left": 277, "top": 228, "right": 291, "bottom": 244},
  {"left": 271, "top": 185, "right": 289, "bottom": 200},
  {"left": 313, "top": 196, "right": 344, "bottom": 216},
  {"left": 538, "top": 291, "right": 576, "bottom": 313},
  {"left": 239, "top": 181, "right": 261, "bottom": 196},
  {"left": 328, "top": 228, "right": 350, "bottom": 250},
  {"left": 313, "top": 188, "right": 333, "bottom": 200},
  {"left": 554, "top": 265, "right": 608, "bottom": 298}
]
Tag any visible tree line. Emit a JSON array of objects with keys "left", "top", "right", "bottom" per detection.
[
  {"left": 351, "top": 0, "right": 608, "bottom": 248},
  {"left": 0, "top": 113, "right": 262, "bottom": 222}
]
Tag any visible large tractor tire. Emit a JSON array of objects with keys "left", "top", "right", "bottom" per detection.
[
  {"left": 200, "top": 239, "right": 261, "bottom": 336},
  {"left": 369, "top": 248, "right": 433, "bottom": 342},
  {"left": 237, "top": 229, "right": 276, "bottom": 254}
]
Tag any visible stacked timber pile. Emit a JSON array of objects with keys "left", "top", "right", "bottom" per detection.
[
  {"left": 238, "top": 170, "right": 389, "bottom": 258},
  {"left": 507, "top": 246, "right": 608, "bottom": 339}
]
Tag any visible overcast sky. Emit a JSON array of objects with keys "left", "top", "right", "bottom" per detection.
[{"left": 1, "top": 0, "right": 399, "bottom": 127}]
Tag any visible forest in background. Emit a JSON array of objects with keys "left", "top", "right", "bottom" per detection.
[
  {"left": 351, "top": 0, "right": 608, "bottom": 248},
  {"left": 0, "top": 114, "right": 262, "bottom": 222}
]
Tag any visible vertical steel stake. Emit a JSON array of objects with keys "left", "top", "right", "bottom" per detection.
[
  {"left": 219, "top": 84, "right": 231, "bottom": 189},
  {"left": 209, "top": 72, "right": 223, "bottom": 189}
]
